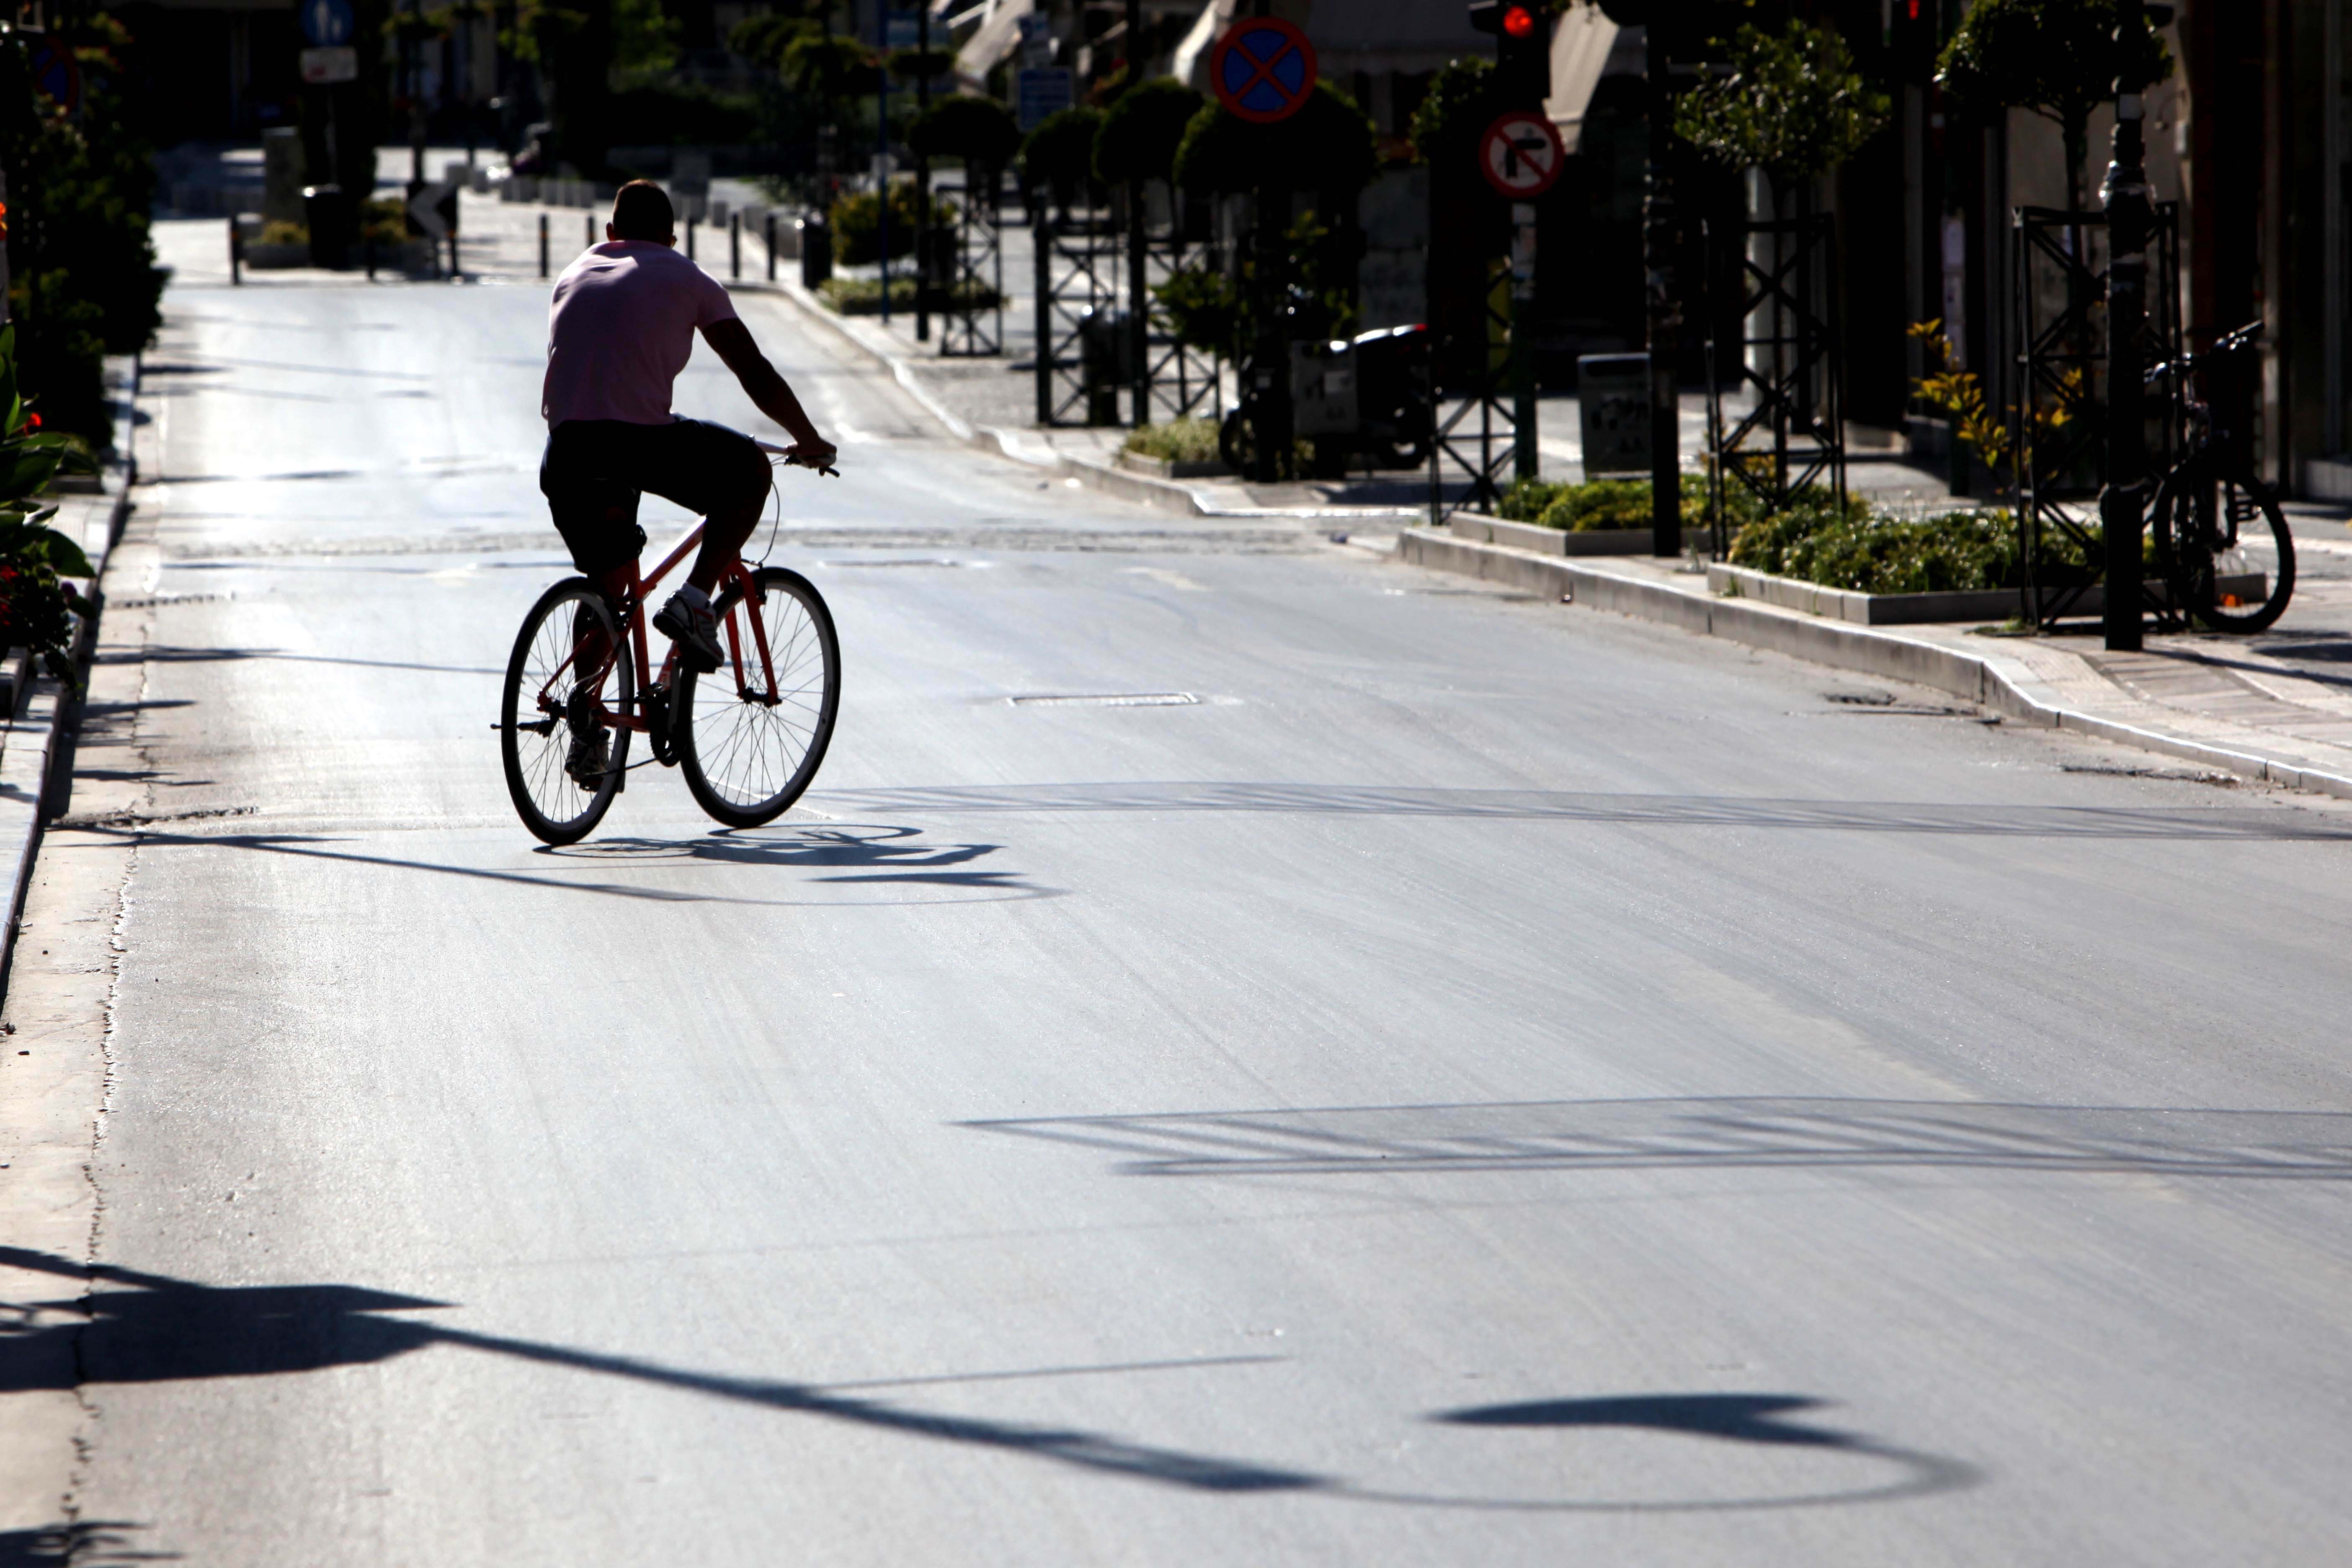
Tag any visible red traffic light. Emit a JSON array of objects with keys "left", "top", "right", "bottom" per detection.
[{"left": 1501, "top": 4, "right": 1538, "bottom": 37}]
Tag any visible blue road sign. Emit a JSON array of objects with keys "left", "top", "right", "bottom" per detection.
[
  {"left": 1211, "top": 19, "right": 1316, "bottom": 124},
  {"left": 301, "top": 0, "right": 355, "bottom": 49}
]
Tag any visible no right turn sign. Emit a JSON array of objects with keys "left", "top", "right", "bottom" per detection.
[{"left": 1479, "top": 111, "right": 1566, "bottom": 199}]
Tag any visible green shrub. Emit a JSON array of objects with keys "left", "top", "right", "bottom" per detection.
[
  {"left": 1728, "top": 500, "right": 2056, "bottom": 595},
  {"left": 259, "top": 220, "right": 309, "bottom": 247},
  {"left": 828, "top": 181, "right": 957, "bottom": 266},
  {"left": 1122, "top": 418, "right": 1220, "bottom": 464},
  {"left": 1497, "top": 473, "right": 1717, "bottom": 530},
  {"left": 817, "top": 275, "right": 999, "bottom": 314}
]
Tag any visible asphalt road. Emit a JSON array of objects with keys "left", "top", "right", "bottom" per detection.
[{"left": 21, "top": 236, "right": 2352, "bottom": 1565}]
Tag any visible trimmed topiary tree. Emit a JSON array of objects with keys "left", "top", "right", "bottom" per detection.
[
  {"left": 1674, "top": 20, "right": 1889, "bottom": 192},
  {"left": 1937, "top": 0, "right": 2173, "bottom": 213},
  {"left": 1020, "top": 105, "right": 1107, "bottom": 208},
  {"left": 1093, "top": 77, "right": 1206, "bottom": 186},
  {"left": 1171, "top": 82, "right": 1376, "bottom": 197},
  {"left": 908, "top": 93, "right": 1022, "bottom": 173}
]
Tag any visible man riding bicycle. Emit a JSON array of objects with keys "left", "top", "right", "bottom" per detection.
[{"left": 540, "top": 179, "right": 836, "bottom": 781}]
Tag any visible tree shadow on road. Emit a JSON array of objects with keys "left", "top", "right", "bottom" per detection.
[{"left": 0, "top": 1246, "right": 1976, "bottom": 1514}]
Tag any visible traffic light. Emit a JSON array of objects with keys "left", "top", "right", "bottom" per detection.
[{"left": 1470, "top": 0, "right": 1550, "bottom": 107}]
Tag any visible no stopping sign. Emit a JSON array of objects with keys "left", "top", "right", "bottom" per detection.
[{"left": 1480, "top": 111, "right": 1565, "bottom": 199}]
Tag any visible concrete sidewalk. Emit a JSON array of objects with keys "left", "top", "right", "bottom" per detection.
[{"left": 1401, "top": 525, "right": 2352, "bottom": 800}]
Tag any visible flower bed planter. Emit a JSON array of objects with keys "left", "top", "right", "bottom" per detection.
[
  {"left": 1706, "top": 560, "right": 2269, "bottom": 625},
  {"left": 1449, "top": 514, "right": 1656, "bottom": 557},
  {"left": 242, "top": 242, "right": 313, "bottom": 269},
  {"left": 1116, "top": 450, "right": 1229, "bottom": 480}
]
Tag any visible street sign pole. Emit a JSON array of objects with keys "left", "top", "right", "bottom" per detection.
[
  {"left": 1210, "top": 13, "right": 1317, "bottom": 482},
  {"left": 2102, "top": 0, "right": 2150, "bottom": 652},
  {"left": 916, "top": 1, "right": 933, "bottom": 343},
  {"left": 1477, "top": 113, "right": 1564, "bottom": 485},
  {"left": 1126, "top": 0, "right": 1148, "bottom": 426},
  {"left": 1644, "top": 21, "right": 1681, "bottom": 557},
  {"left": 1512, "top": 201, "right": 1539, "bottom": 480}
]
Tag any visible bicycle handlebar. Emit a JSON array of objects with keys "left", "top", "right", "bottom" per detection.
[
  {"left": 2146, "top": 320, "right": 2264, "bottom": 387},
  {"left": 753, "top": 438, "right": 841, "bottom": 477}
]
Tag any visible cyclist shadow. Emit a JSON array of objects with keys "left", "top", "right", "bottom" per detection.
[{"left": 540, "top": 823, "right": 1042, "bottom": 892}]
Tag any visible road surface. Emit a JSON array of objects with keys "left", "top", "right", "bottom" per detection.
[{"left": 8, "top": 230, "right": 2352, "bottom": 1565}]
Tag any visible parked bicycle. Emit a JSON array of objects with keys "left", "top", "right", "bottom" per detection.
[
  {"left": 2148, "top": 322, "right": 2295, "bottom": 632},
  {"left": 498, "top": 447, "right": 841, "bottom": 845}
]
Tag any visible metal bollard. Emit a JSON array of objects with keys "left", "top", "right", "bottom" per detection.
[
  {"left": 730, "top": 213, "right": 740, "bottom": 279},
  {"left": 229, "top": 216, "right": 242, "bottom": 286},
  {"left": 538, "top": 212, "right": 549, "bottom": 278},
  {"left": 764, "top": 213, "right": 776, "bottom": 281},
  {"left": 686, "top": 215, "right": 696, "bottom": 262},
  {"left": 585, "top": 212, "right": 594, "bottom": 252}
]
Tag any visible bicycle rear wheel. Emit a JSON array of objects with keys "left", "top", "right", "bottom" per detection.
[
  {"left": 676, "top": 566, "right": 839, "bottom": 827},
  {"left": 501, "top": 578, "right": 635, "bottom": 844},
  {"left": 2154, "top": 467, "right": 2296, "bottom": 632}
]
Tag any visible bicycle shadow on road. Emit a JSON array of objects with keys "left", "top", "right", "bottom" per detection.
[
  {"left": 539, "top": 823, "right": 1045, "bottom": 891},
  {"left": 0, "top": 1245, "right": 1974, "bottom": 1514}
]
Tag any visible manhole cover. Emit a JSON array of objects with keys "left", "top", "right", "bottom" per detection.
[{"left": 1008, "top": 692, "right": 1200, "bottom": 708}]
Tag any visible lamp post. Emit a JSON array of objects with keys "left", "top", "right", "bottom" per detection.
[{"left": 2101, "top": 0, "right": 2151, "bottom": 651}]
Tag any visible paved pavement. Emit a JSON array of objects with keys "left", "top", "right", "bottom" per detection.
[{"left": 4, "top": 216, "right": 2351, "bottom": 1564}]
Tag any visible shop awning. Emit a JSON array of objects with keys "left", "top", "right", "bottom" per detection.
[{"left": 1547, "top": 5, "right": 1619, "bottom": 154}]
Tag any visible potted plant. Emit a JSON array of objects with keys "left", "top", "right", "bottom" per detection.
[{"left": 0, "top": 326, "right": 98, "bottom": 694}]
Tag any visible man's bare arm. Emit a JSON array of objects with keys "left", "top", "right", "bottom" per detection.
[{"left": 702, "top": 319, "right": 833, "bottom": 457}]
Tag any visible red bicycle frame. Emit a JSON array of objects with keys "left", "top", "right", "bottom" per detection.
[{"left": 534, "top": 522, "right": 781, "bottom": 733}]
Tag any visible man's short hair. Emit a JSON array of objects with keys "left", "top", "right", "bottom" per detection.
[{"left": 611, "top": 180, "right": 675, "bottom": 241}]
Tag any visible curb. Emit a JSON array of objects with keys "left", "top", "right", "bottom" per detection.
[
  {"left": 0, "top": 360, "right": 137, "bottom": 996},
  {"left": 1395, "top": 527, "right": 2352, "bottom": 802},
  {"left": 760, "top": 275, "right": 1421, "bottom": 524}
]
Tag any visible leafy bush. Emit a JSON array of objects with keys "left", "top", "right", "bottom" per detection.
[
  {"left": 0, "top": 15, "right": 166, "bottom": 441},
  {"left": 828, "top": 181, "right": 957, "bottom": 266},
  {"left": 0, "top": 323, "right": 98, "bottom": 678},
  {"left": 259, "top": 220, "right": 309, "bottom": 247},
  {"left": 1408, "top": 57, "right": 1498, "bottom": 165},
  {"left": 1496, "top": 473, "right": 1717, "bottom": 530},
  {"left": 1729, "top": 500, "right": 2048, "bottom": 595},
  {"left": 728, "top": 13, "right": 814, "bottom": 70},
  {"left": 817, "top": 276, "right": 999, "bottom": 314},
  {"left": 1122, "top": 418, "right": 1220, "bottom": 464}
]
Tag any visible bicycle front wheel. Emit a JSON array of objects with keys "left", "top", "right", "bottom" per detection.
[
  {"left": 676, "top": 566, "right": 840, "bottom": 827},
  {"left": 2155, "top": 468, "right": 2296, "bottom": 633},
  {"left": 501, "top": 578, "right": 634, "bottom": 844}
]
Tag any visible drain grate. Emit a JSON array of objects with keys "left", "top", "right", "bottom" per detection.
[{"left": 1008, "top": 692, "right": 1199, "bottom": 708}]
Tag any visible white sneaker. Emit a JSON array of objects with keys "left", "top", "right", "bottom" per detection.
[{"left": 652, "top": 587, "right": 723, "bottom": 674}]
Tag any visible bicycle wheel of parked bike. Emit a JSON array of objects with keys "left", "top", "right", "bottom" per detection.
[
  {"left": 2153, "top": 464, "right": 2296, "bottom": 632},
  {"left": 502, "top": 578, "right": 635, "bottom": 845},
  {"left": 676, "top": 566, "right": 840, "bottom": 827}
]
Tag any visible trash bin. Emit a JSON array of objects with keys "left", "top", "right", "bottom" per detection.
[
  {"left": 1080, "top": 308, "right": 1129, "bottom": 426},
  {"left": 1577, "top": 353, "right": 1652, "bottom": 477},
  {"left": 799, "top": 214, "right": 832, "bottom": 289},
  {"left": 302, "top": 183, "right": 351, "bottom": 270}
]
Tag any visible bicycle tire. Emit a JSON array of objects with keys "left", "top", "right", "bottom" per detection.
[
  {"left": 501, "top": 578, "right": 634, "bottom": 845},
  {"left": 676, "top": 566, "right": 840, "bottom": 828},
  {"left": 2154, "top": 464, "right": 2296, "bottom": 633}
]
